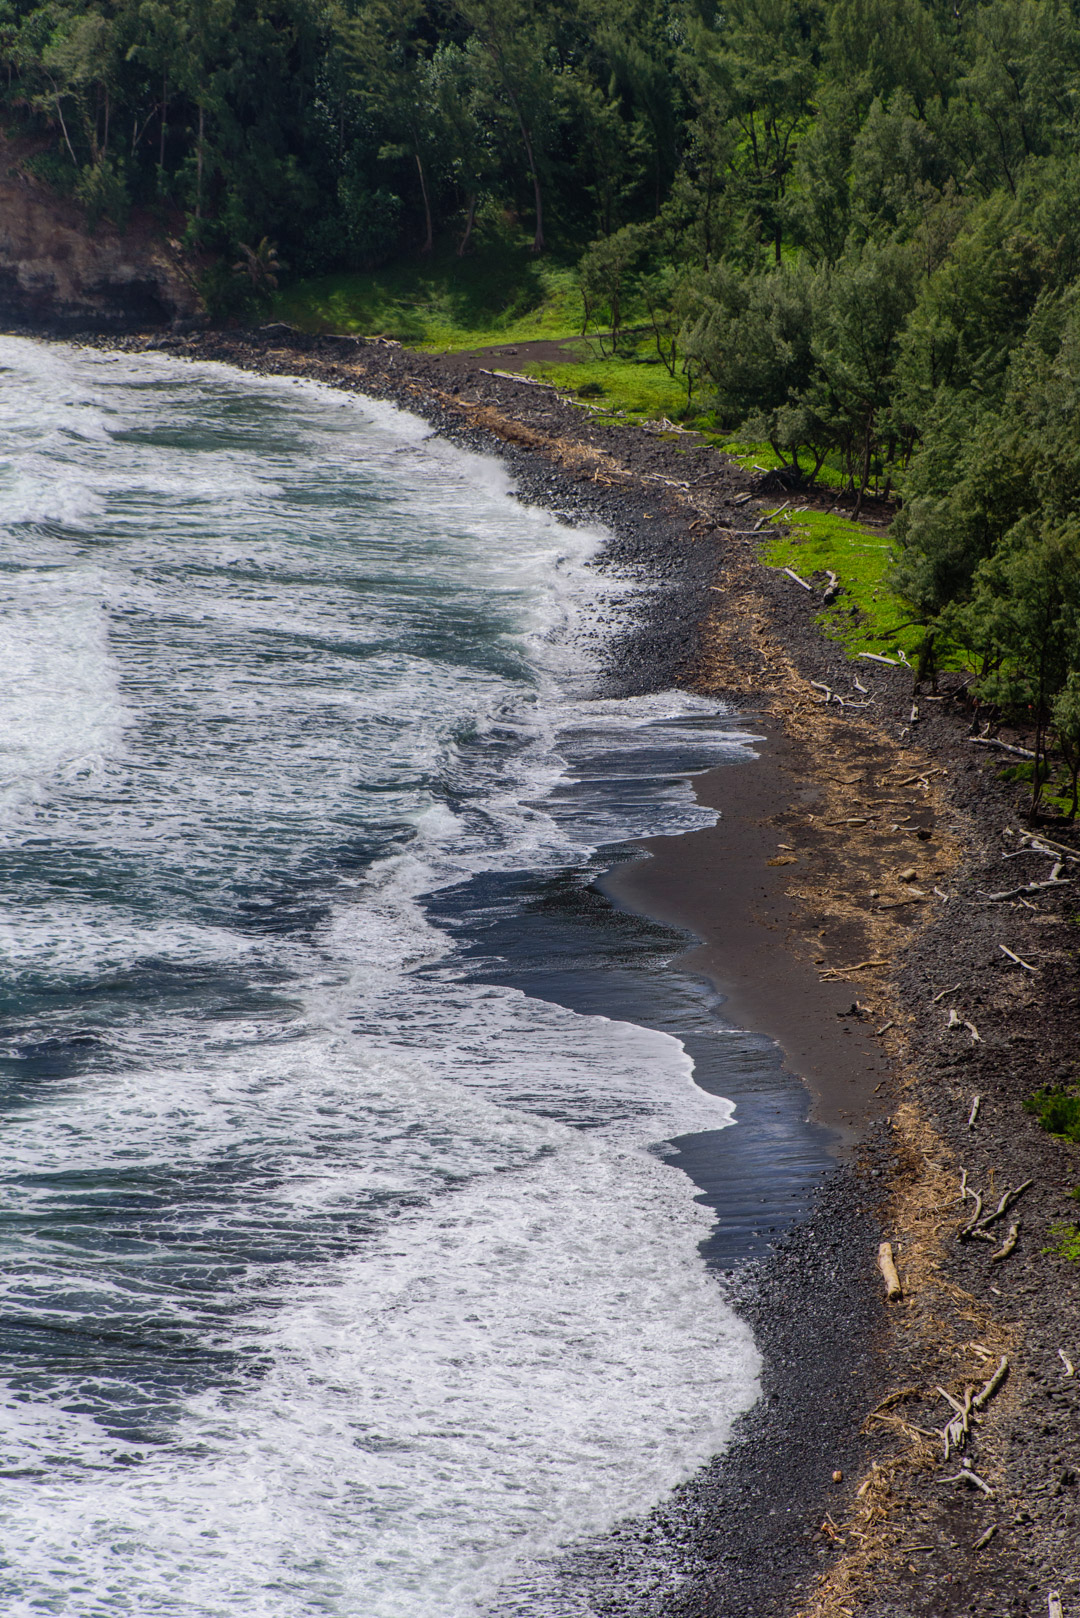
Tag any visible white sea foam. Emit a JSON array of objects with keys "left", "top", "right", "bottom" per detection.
[
  {"left": 0, "top": 336, "right": 761, "bottom": 1616},
  {"left": 0, "top": 567, "right": 128, "bottom": 820}
]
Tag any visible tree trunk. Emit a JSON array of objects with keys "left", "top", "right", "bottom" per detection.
[
  {"left": 160, "top": 73, "right": 168, "bottom": 172},
  {"left": 917, "top": 629, "right": 937, "bottom": 690},
  {"left": 1030, "top": 728, "right": 1045, "bottom": 819},
  {"left": 195, "top": 103, "right": 205, "bottom": 220},
  {"left": 506, "top": 88, "right": 544, "bottom": 252},
  {"left": 853, "top": 418, "right": 873, "bottom": 518},
  {"left": 415, "top": 150, "right": 433, "bottom": 254},
  {"left": 523, "top": 127, "right": 544, "bottom": 252},
  {"left": 53, "top": 87, "right": 78, "bottom": 167},
  {"left": 457, "top": 192, "right": 478, "bottom": 257}
]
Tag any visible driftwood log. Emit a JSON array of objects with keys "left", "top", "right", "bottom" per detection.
[
  {"left": 971, "top": 736, "right": 1036, "bottom": 759},
  {"left": 878, "top": 1242, "right": 903, "bottom": 1300}
]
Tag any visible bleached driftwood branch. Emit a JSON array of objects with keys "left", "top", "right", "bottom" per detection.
[{"left": 878, "top": 1242, "right": 903, "bottom": 1301}]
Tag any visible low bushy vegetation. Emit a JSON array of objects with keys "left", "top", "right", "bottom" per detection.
[
  {"left": 1024, "top": 1085, "right": 1080, "bottom": 1144},
  {"left": 1026, "top": 1091, "right": 1080, "bottom": 1261},
  {"left": 1046, "top": 1218, "right": 1080, "bottom": 1264}
]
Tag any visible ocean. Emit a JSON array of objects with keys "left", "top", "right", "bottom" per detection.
[{"left": 0, "top": 337, "right": 828, "bottom": 1616}]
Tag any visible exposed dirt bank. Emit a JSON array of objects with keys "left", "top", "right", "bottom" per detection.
[
  {"left": 0, "top": 138, "right": 202, "bottom": 330},
  {"left": 62, "top": 326, "right": 1080, "bottom": 1616}
]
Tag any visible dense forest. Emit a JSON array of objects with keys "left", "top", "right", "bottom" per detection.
[{"left": 4, "top": 0, "right": 1080, "bottom": 807}]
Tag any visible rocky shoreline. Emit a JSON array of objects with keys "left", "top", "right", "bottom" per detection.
[{"left": 64, "top": 324, "right": 1080, "bottom": 1615}]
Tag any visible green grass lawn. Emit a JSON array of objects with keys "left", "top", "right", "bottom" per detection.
[
  {"left": 759, "top": 509, "right": 927, "bottom": 662},
  {"left": 272, "top": 237, "right": 583, "bottom": 349},
  {"left": 519, "top": 351, "right": 695, "bottom": 420}
]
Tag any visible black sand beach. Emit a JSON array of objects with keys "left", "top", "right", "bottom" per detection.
[{"left": 54, "top": 323, "right": 1080, "bottom": 1617}]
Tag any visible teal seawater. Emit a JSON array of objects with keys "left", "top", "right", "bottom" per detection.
[{"left": 0, "top": 339, "right": 765, "bottom": 1617}]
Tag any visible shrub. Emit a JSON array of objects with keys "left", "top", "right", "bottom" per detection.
[
  {"left": 1044, "top": 1219, "right": 1080, "bottom": 1262},
  {"left": 1023, "top": 1084, "right": 1080, "bottom": 1142}
]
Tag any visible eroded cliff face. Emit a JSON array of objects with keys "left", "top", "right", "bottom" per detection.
[{"left": 0, "top": 148, "right": 203, "bottom": 331}]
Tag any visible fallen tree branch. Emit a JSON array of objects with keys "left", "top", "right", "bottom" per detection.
[
  {"left": 1000, "top": 944, "right": 1037, "bottom": 971},
  {"left": 971, "top": 736, "right": 1037, "bottom": 760},
  {"left": 868, "top": 1387, "right": 924, "bottom": 1416},
  {"left": 978, "top": 1181, "right": 1034, "bottom": 1230},
  {"left": 935, "top": 1356, "right": 1010, "bottom": 1463},
  {"left": 478, "top": 369, "right": 557, "bottom": 389},
  {"left": 810, "top": 681, "right": 876, "bottom": 711},
  {"left": 936, "top": 1385, "right": 967, "bottom": 1417},
  {"left": 937, "top": 1462, "right": 994, "bottom": 1497},
  {"left": 990, "top": 1221, "right": 1020, "bottom": 1262},
  {"left": 896, "top": 768, "right": 947, "bottom": 786},
  {"left": 783, "top": 566, "right": 813, "bottom": 591},
  {"left": 820, "top": 958, "right": 890, "bottom": 979},
  {"left": 960, "top": 1182, "right": 1033, "bottom": 1244},
  {"left": 981, "top": 864, "right": 1072, "bottom": 901},
  {"left": 977, "top": 1359, "right": 1016, "bottom": 1417},
  {"left": 959, "top": 1193, "right": 984, "bottom": 1238},
  {"left": 1017, "top": 830, "right": 1080, "bottom": 862}
]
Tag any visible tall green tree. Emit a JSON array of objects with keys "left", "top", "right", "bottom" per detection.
[{"left": 450, "top": 0, "right": 557, "bottom": 252}]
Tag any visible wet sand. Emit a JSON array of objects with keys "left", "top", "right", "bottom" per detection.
[{"left": 605, "top": 728, "right": 890, "bottom": 1142}]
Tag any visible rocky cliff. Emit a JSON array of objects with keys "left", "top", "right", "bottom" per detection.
[{"left": 0, "top": 145, "right": 203, "bottom": 331}]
